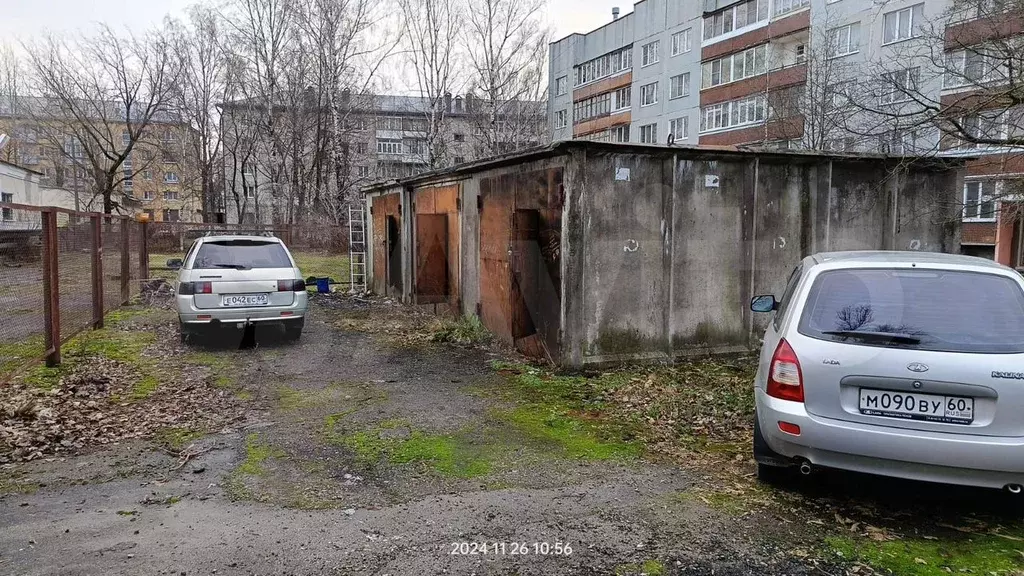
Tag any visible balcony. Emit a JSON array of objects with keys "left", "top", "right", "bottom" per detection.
[{"left": 945, "top": 10, "right": 1024, "bottom": 49}]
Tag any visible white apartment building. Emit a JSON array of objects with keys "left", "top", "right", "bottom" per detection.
[{"left": 548, "top": 0, "right": 1024, "bottom": 262}]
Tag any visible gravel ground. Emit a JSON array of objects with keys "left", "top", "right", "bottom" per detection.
[{"left": 10, "top": 294, "right": 1015, "bottom": 576}]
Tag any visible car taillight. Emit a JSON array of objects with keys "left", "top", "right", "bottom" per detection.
[
  {"left": 179, "top": 281, "right": 212, "bottom": 295},
  {"left": 767, "top": 338, "right": 804, "bottom": 403},
  {"left": 278, "top": 279, "right": 306, "bottom": 291}
]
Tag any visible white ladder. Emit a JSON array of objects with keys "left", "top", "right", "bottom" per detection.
[{"left": 348, "top": 204, "right": 368, "bottom": 293}]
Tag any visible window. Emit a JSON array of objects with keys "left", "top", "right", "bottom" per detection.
[
  {"left": 404, "top": 139, "right": 426, "bottom": 155},
  {"left": 453, "top": 133, "right": 465, "bottom": 142},
  {"left": 699, "top": 95, "right": 767, "bottom": 132},
  {"left": 639, "top": 123, "right": 657, "bottom": 143},
  {"left": 164, "top": 172, "right": 179, "bottom": 184},
  {"left": 355, "top": 142, "right": 368, "bottom": 154},
  {"left": 795, "top": 44, "right": 806, "bottom": 63},
  {"left": 143, "top": 190, "right": 154, "bottom": 200},
  {"left": 377, "top": 139, "right": 402, "bottom": 154},
  {"left": 883, "top": 4, "right": 925, "bottom": 44},
  {"left": 964, "top": 181, "right": 997, "bottom": 220},
  {"left": 828, "top": 81, "right": 853, "bottom": 108},
  {"left": 825, "top": 137, "right": 857, "bottom": 152},
  {"left": 573, "top": 46, "right": 632, "bottom": 86},
  {"left": 878, "top": 130, "right": 917, "bottom": 154},
  {"left": 640, "top": 82, "right": 659, "bottom": 106},
  {"left": 798, "top": 268, "right": 1024, "bottom": 353},
  {"left": 144, "top": 209, "right": 155, "bottom": 221},
  {"left": 143, "top": 170, "right": 152, "bottom": 181},
  {"left": 162, "top": 150, "right": 177, "bottom": 164},
  {"left": 556, "top": 76, "right": 568, "bottom": 95},
  {"left": 613, "top": 87, "right": 631, "bottom": 111},
  {"left": 555, "top": 109, "right": 568, "bottom": 129},
  {"left": 613, "top": 125, "right": 630, "bottom": 142},
  {"left": 669, "top": 73, "right": 690, "bottom": 99},
  {"left": 828, "top": 23, "right": 860, "bottom": 57},
  {"left": 160, "top": 129, "right": 176, "bottom": 143},
  {"left": 377, "top": 116, "right": 403, "bottom": 131},
  {"left": 573, "top": 92, "right": 611, "bottom": 122},
  {"left": 701, "top": 44, "right": 766, "bottom": 88},
  {"left": 356, "top": 165, "right": 369, "bottom": 178},
  {"left": 671, "top": 29, "right": 692, "bottom": 55},
  {"left": 123, "top": 178, "right": 134, "bottom": 191},
  {"left": 641, "top": 41, "right": 660, "bottom": 67},
  {"left": 945, "top": 48, "right": 1003, "bottom": 88},
  {"left": 121, "top": 129, "right": 130, "bottom": 147},
  {"left": 703, "top": 0, "right": 769, "bottom": 42},
  {"left": 454, "top": 156, "right": 466, "bottom": 164},
  {"left": 163, "top": 190, "right": 179, "bottom": 201},
  {"left": 670, "top": 117, "right": 689, "bottom": 140},
  {"left": 955, "top": 114, "right": 1004, "bottom": 149},
  {"left": 774, "top": 0, "right": 810, "bottom": 15},
  {"left": 879, "top": 67, "right": 920, "bottom": 104},
  {"left": 162, "top": 209, "right": 180, "bottom": 222},
  {"left": 1, "top": 193, "right": 12, "bottom": 221}
]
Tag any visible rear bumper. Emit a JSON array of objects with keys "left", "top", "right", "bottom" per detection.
[
  {"left": 176, "top": 291, "right": 308, "bottom": 325},
  {"left": 756, "top": 389, "right": 1024, "bottom": 490}
]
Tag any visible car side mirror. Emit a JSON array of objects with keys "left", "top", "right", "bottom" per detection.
[
  {"left": 167, "top": 258, "right": 183, "bottom": 270},
  {"left": 750, "top": 295, "right": 777, "bottom": 313}
]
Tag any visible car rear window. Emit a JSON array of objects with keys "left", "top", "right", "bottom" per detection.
[
  {"left": 797, "top": 268, "right": 1024, "bottom": 354},
  {"left": 193, "top": 240, "right": 293, "bottom": 270}
]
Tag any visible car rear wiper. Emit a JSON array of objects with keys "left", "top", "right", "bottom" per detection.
[
  {"left": 212, "top": 263, "right": 251, "bottom": 270},
  {"left": 822, "top": 330, "right": 922, "bottom": 344}
]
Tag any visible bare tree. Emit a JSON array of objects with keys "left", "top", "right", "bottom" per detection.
[
  {"left": 22, "top": 25, "right": 177, "bottom": 214},
  {"left": 463, "top": 0, "right": 549, "bottom": 156},
  {"left": 0, "top": 42, "right": 25, "bottom": 165},
  {"left": 168, "top": 5, "right": 228, "bottom": 222},
  {"left": 398, "top": 0, "right": 462, "bottom": 168}
]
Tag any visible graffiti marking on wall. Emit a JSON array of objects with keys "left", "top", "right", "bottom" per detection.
[{"left": 624, "top": 239, "right": 639, "bottom": 253}]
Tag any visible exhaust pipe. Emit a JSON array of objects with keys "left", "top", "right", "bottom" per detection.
[
  {"left": 798, "top": 460, "right": 812, "bottom": 476},
  {"left": 1006, "top": 484, "right": 1022, "bottom": 494}
]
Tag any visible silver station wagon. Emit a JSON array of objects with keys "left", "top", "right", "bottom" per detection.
[
  {"left": 750, "top": 251, "right": 1024, "bottom": 493},
  {"left": 175, "top": 235, "right": 308, "bottom": 342}
]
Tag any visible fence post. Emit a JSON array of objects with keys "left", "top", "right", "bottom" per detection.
[
  {"left": 120, "top": 218, "right": 130, "bottom": 303},
  {"left": 91, "top": 214, "right": 104, "bottom": 329},
  {"left": 139, "top": 219, "right": 150, "bottom": 283},
  {"left": 41, "top": 209, "right": 61, "bottom": 367}
]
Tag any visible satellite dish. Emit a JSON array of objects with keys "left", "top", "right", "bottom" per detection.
[{"left": 0, "top": 133, "right": 9, "bottom": 151}]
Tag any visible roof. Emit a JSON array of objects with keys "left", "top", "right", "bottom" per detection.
[
  {"left": 0, "top": 158, "right": 44, "bottom": 176},
  {"left": 0, "top": 95, "right": 184, "bottom": 125},
  {"left": 195, "top": 234, "right": 283, "bottom": 243},
  {"left": 810, "top": 251, "right": 1007, "bottom": 270},
  {"left": 361, "top": 140, "right": 972, "bottom": 194}
]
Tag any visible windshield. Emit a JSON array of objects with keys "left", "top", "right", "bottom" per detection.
[
  {"left": 798, "top": 268, "right": 1024, "bottom": 353},
  {"left": 192, "top": 240, "right": 293, "bottom": 270}
]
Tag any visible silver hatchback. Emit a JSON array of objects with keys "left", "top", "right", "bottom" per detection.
[
  {"left": 175, "top": 234, "right": 308, "bottom": 342},
  {"left": 750, "top": 251, "right": 1024, "bottom": 493}
]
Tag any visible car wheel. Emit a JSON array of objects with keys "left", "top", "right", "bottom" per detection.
[
  {"left": 284, "top": 318, "right": 304, "bottom": 341},
  {"left": 179, "top": 324, "right": 192, "bottom": 345}
]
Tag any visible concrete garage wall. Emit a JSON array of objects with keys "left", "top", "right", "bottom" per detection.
[
  {"left": 561, "top": 146, "right": 963, "bottom": 368},
  {"left": 365, "top": 141, "right": 964, "bottom": 369}
]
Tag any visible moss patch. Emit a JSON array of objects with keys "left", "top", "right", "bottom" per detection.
[
  {"left": 328, "top": 419, "right": 493, "bottom": 479},
  {"left": 0, "top": 335, "right": 47, "bottom": 379},
  {"left": 187, "top": 351, "right": 240, "bottom": 391},
  {"left": 829, "top": 533, "right": 1024, "bottom": 576},
  {"left": 614, "top": 559, "right": 666, "bottom": 576},
  {"left": 237, "top": 433, "right": 286, "bottom": 477},
  {"left": 153, "top": 426, "right": 204, "bottom": 451},
  {"left": 0, "top": 478, "right": 40, "bottom": 496}
]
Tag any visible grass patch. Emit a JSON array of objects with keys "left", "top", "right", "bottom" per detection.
[
  {"left": 293, "top": 253, "right": 351, "bottom": 287},
  {"left": 430, "top": 315, "right": 491, "bottom": 344},
  {"left": 829, "top": 533, "right": 1024, "bottom": 576},
  {"left": 0, "top": 335, "right": 47, "bottom": 380},
  {"left": 153, "top": 426, "right": 204, "bottom": 451},
  {"left": 327, "top": 420, "right": 492, "bottom": 479},
  {"left": 237, "top": 433, "right": 286, "bottom": 477},
  {"left": 488, "top": 362, "right": 640, "bottom": 461},
  {"left": 0, "top": 478, "right": 40, "bottom": 495}
]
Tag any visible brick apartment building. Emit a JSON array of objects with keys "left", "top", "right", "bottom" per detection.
[{"left": 548, "top": 0, "right": 1024, "bottom": 263}]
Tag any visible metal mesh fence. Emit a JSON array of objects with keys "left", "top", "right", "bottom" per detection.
[
  {"left": 102, "top": 216, "right": 125, "bottom": 313},
  {"left": 146, "top": 222, "right": 348, "bottom": 256},
  {"left": 56, "top": 213, "right": 95, "bottom": 343},
  {"left": 0, "top": 205, "right": 46, "bottom": 377},
  {"left": 0, "top": 202, "right": 147, "bottom": 379}
]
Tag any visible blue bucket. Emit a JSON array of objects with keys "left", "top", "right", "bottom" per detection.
[{"left": 316, "top": 278, "right": 330, "bottom": 293}]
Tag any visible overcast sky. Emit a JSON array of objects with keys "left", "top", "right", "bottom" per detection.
[{"left": 0, "top": 0, "right": 631, "bottom": 48}]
